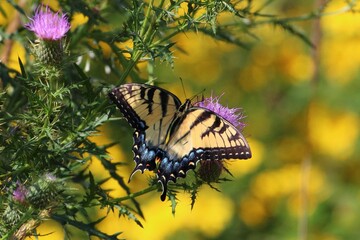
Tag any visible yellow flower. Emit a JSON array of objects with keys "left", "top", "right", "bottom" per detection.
[
  {"left": 174, "top": 33, "right": 224, "bottom": 84},
  {"left": 0, "top": 1, "right": 14, "bottom": 25},
  {"left": 321, "top": 9, "right": 360, "bottom": 84},
  {"left": 25, "top": 220, "right": 64, "bottom": 240},
  {"left": 239, "top": 194, "right": 268, "bottom": 227},
  {"left": 6, "top": 41, "right": 26, "bottom": 73},
  {"left": 97, "top": 189, "right": 234, "bottom": 239},
  {"left": 243, "top": 163, "right": 328, "bottom": 226},
  {"left": 308, "top": 103, "right": 359, "bottom": 160},
  {"left": 71, "top": 12, "right": 89, "bottom": 29}
]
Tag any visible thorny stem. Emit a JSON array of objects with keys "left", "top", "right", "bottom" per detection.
[
  {"left": 150, "top": 21, "right": 193, "bottom": 47},
  {"left": 66, "top": 0, "right": 159, "bottom": 141},
  {"left": 139, "top": 0, "right": 155, "bottom": 39},
  {"left": 150, "top": 12, "right": 208, "bottom": 47},
  {"left": 114, "top": 184, "right": 158, "bottom": 202},
  {"left": 117, "top": 50, "right": 143, "bottom": 85},
  {"left": 251, "top": 2, "right": 356, "bottom": 26},
  {"left": 51, "top": 214, "right": 116, "bottom": 239},
  {"left": 0, "top": 164, "right": 30, "bottom": 178}
]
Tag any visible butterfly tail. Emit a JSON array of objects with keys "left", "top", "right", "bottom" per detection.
[
  {"left": 128, "top": 167, "right": 141, "bottom": 183},
  {"left": 158, "top": 175, "right": 168, "bottom": 201},
  {"left": 128, "top": 131, "right": 158, "bottom": 183}
]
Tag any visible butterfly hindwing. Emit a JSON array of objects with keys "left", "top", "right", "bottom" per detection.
[{"left": 156, "top": 107, "right": 251, "bottom": 200}]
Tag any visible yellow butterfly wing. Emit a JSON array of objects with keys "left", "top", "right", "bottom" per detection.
[
  {"left": 109, "top": 83, "right": 181, "bottom": 175},
  {"left": 156, "top": 107, "right": 251, "bottom": 200}
]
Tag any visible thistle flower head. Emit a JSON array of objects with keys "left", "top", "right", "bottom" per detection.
[
  {"left": 25, "top": 6, "right": 70, "bottom": 41},
  {"left": 12, "top": 181, "right": 28, "bottom": 204},
  {"left": 195, "top": 94, "right": 246, "bottom": 130}
]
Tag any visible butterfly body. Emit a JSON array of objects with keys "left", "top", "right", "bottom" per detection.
[{"left": 109, "top": 83, "right": 251, "bottom": 201}]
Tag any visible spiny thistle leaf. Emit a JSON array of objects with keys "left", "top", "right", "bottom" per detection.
[
  {"left": 117, "top": 205, "right": 143, "bottom": 228},
  {"left": 18, "top": 57, "right": 27, "bottom": 78},
  {"left": 88, "top": 171, "right": 96, "bottom": 200},
  {"left": 0, "top": 5, "right": 7, "bottom": 17},
  {"left": 52, "top": 214, "right": 122, "bottom": 239},
  {"left": 98, "top": 155, "right": 144, "bottom": 218},
  {"left": 6, "top": 0, "right": 26, "bottom": 16},
  {"left": 169, "top": 193, "right": 177, "bottom": 216}
]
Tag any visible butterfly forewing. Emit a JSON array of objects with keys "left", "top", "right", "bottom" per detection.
[
  {"left": 109, "top": 83, "right": 182, "bottom": 178},
  {"left": 109, "top": 83, "right": 181, "bottom": 146}
]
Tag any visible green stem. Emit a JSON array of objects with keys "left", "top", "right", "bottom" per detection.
[
  {"left": 150, "top": 16, "right": 203, "bottom": 47},
  {"left": 116, "top": 50, "right": 143, "bottom": 85},
  {"left": 252, "top": 3, "right": 355, "bottom": 26},
  {"left": 1, "top": 208, "right": 35, "bottom": 240},
  {"left": 52, "top": 214, "right": 116, "bottom": 239},
  {"left": 114, "top": 184, "right": 158, "bottom": 202},
  {"left": 76, "top": 49, "right": 142, "bottom": 132},
  {"left": 0, "top": 164, "right": 30, "bottom": 178},
  {"left": 139, "top": 0, "right": 155, "bottom": 38},
  {"left": 158, "top": 0, "right": 165, "bottom": 9}
]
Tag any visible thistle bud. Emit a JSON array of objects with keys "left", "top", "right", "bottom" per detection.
[
  {"left": 198, "top": 160, "right": 223, "bottom": 183},
  {"left": 26, "top": 174, "right": 62, "bottom": 209},
  {"left": 2, "top": 205, "right": 23, "bottom": 228}
]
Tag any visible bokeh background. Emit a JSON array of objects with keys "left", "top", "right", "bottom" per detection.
[{"left": 1, "top": 0, "right": 360, "bottom": 239}]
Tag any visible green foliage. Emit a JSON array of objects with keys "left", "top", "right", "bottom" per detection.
[{"left": 0, "top": 0, "right": 357, "bottom": 239}]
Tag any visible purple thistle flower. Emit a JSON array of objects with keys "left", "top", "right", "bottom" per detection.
[
  {"left": 25, "top": 6, "right": 70, "bottom": 41},
  {"left": 13, "top": 182, "right": 28, "bottom": 204},
  {"left": 195, "top": 94, "right": 246, "bottom": 130}
]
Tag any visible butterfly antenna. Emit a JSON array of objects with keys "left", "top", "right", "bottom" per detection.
[
  {"left": 179, "top": 77, "right": 188, "bottom": 99},
  {"left": 190, "top": 88, "right": 206, "bottom": 103},
  {"left": 179, "top": 77, "right": 206, "bottom": 103}
]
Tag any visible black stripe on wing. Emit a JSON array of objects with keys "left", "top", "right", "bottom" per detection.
[
  {"left": 166, "top": 107, "right": 252, "bottom": 160},
  {"left": 109, "top": 86, "right": 147, "bottom": 130},
  {"left": 142, "top": 86, "right": 155, "bottom": 114},
  {"left": 108, "top": 83, "right": 182, "bottom": 131}
]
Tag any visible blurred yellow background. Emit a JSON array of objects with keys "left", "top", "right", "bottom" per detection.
[{"left": 1, "top": 0, "right": 359, "bottom": 239}]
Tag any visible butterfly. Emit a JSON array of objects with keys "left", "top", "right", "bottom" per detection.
[{"left": 109, "top": 83, "right": 251, "bottom": 201}]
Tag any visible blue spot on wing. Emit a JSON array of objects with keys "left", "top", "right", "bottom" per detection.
[{"left": 156, "top": 148, "right": 205, "bottom": 201}]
